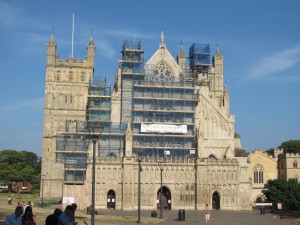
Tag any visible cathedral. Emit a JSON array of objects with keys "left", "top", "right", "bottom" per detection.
[{"left": 41, "top": 31, "right": 251, "bottom": 211}]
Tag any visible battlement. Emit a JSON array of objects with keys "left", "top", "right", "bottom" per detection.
[
  {"left": 55, "top": 57, "right": 87, "bottom": 67},
  {"left": 284, "top": 152, "right": 300, "bottom": 157},
  {"left": 278, "top": 152, "right": 300, "bottom": 159},
  {"left": 274, "top": 148, "right": 284, "bottom": 158}
]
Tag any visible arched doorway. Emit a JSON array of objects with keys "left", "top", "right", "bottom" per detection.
[
  {"left": 107, "top": 190, "right": 115, "bottom": 209},
  {"left": 157, "top": 186, "right": 171, "bottom": 210},
  {"left": 212, "top": 192, "right": 220, "bottom": 210}
]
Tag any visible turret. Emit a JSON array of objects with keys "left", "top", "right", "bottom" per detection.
[
  {"left": 212, "top": 45, "right": 224, "bottom": 91},
  {"left": 46, "top": 32, "right": 57, "bottom": 66},
  {"left": 274, "top": 148, "right": 284, "bottom": 159},
  {"left": 86, "top": 34, "right": 95, "bottom": 68},
  {"left": 177, "top": 40, "right": 187, "bottom": 70},
  {"left": 211, "top": 45, "right": 225, "bottom": 107}
]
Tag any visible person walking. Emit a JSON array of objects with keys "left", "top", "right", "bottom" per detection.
[
  {"left": 204, "top": 203, "right": 211, "bottom": 223},
  {"left": 4, "top": 206, "right": 23, "bottom": 225},
  {"left": 8, "top": 196, "right": 12, "bottom": 205}
]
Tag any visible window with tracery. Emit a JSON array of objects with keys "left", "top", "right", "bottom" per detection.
[
  {"left": 253, "top": 164, "right": 264, "bottom": 183},
  {"left": 185, "top": 185, "right": 189, "bottom": 191},
  {"left": 69, "top": 71, "right": 73, "bottom": 82},
  {"left": 81, "top": 72, "right": 85, "bottom": 81},
  {"left": 56, "top": 71, "right": 61, "bottom": 81},
  {"left": 191, "top": 184, "right": 195, "bottom": 191},
  {"left": 208, "top": 155, "right": 217, "bottom": 161},
  {"left": 153, "top": 62, "right": 174, "bottom": 82}
]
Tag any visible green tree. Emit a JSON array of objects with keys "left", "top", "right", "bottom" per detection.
[
  {"left": 262, "top": 178, "right": 300, "bottom": 210},
  {"left": 278, "top": 140, "right": 300, "bottom": 153},
  {"left": 265, "top": 148, "right": 274, "bottom": 156},
  {"left": 0, "top": 149, "right": 41, "bottom": 183}
]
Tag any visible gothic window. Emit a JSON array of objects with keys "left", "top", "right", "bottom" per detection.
[
  {"left": 56, "top": 71, "right": 61, "bottom": 81},
  {"left": 253, "top": 164, "right": 264, "bottom": 183},
  {"left": 81, "top": 72, "right": 85, "bottom": 82},
  {"left": 107, "top": 152, "right": 117, "bottom": 158},
  {"left": 191, "top": 184, "right": 195, "bottom": 191},
  {"left": 153, "top": 62, "right": 174, "bottom": 82},
  {"left": 293, "top": 160, "right": 298, "bottom": 168},
  {"left": 208, "top": 155, "right": 217, "bottom": 161},
  {"left": 70, "top": 95, "right": 72, "bottom": 103},
  {"left": 185, "top": 185, "right": 189, "bottom": 191},
  {"left": 65, "top": 95, "right": 68, "bottom": 103},
  {"left": 69, "top": 71, "right": 73, "bottom": 82}
]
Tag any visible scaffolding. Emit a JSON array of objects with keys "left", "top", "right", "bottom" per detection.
[
  {"left": 131, "top": 67, "right": 197, "bottom": 158},
  {"left": 119, "top": 39, "right": 145, "bottom": 123},
  {"left": 55, "top": 39, "right": 215, "bottom": 183},
  {"left": 189, "top": 43, "right": 210, "bottom": 73},
  {"left": 119, "top": 39, "right": 144, "bottom": 75},
  {"left": 117, "top": 39, "right": 198, "bottom": 158},
  {"left": 56, "top": 76, "right": 126, "bottom": 183},
  {"left": 87, "top": 76, "right": 111, "bottom": 122},
  {"left": 87, "top": 77, "right": 126, "bottom": 157}
]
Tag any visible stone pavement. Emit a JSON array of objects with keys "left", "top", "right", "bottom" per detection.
[{"left": 101, "top": 209, "right": 295, "bottom": 225}]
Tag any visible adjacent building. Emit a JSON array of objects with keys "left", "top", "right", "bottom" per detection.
[{"left": 248, "top": 148, "right": 300, "bottom": 204}]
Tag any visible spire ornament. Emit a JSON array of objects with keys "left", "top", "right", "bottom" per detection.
[{"left": 160, "top": 31, "right": 165, "bottom": 49}]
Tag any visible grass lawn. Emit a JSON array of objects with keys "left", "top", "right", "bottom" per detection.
[{"left": 0, "top": 193, "right": 163, "bottom": 225}]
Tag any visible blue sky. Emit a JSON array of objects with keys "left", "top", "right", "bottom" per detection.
[{"left": 0, "top": 0, "right": 299, "bottom": 156}]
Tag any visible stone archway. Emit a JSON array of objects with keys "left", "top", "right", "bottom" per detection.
[
  {"left": 157, "top": 186, "right": 171, "bottom": 210},
  {"left": 107, "top": 189, "right": 116, "bottom": 209},
  {"left": 212, "top": 191, "right": 220, "bottom": 210}
]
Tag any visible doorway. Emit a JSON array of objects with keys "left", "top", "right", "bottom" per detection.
[
  {"left": 157, "top": 186, "right": 171, "bottom": 210},
  {"left": 107, "top": 189, "right": 115, "bottom": 209},
  {"left": 212, "top": 191, "right": 220, "bottom": 210}
]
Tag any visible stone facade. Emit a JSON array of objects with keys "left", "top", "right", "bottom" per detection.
[
  {"left": 248, "top": 149, "right": 278, "bottom": 202},
  {"left": 41, "top": 31, "right": 253, "bottom": 211},
  {"left": 248, "top": 148, "right": 300, "bottom": 204},
  {"left": 278, "top": 152, "right": 300, "bottom": 181}
]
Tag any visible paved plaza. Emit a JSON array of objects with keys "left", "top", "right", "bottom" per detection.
[{"left": 101, "top": 209, "right": 295, "bottom": 225}]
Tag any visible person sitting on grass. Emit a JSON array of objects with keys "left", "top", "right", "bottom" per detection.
[
  {"left": 45, "top": 208, "right": 62, "bottom": 225},
  {"left": 69, "top": 203, "right": 77, "bottom": 224},
  {"left": 22, "top": 206, "right": 35, "bottom": 225},
  {"left": 58, "top": 205, "right": 77, "bottom": 225},
  {"left": 4, "top": 206, "right": 23, "bottom": 225}
]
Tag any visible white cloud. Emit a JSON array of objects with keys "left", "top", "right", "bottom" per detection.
[
  {"left": 0, "top": 2, "right": 20, "bottom": 28},
  {"left": 246, "top": 45, "right": 300, "bottom": 80},
  {"left": 0, "top": 98, "right": 44, "bottom": 115},
  {"left": 95, "top": 39, "right": 116, "bottom": 59}
]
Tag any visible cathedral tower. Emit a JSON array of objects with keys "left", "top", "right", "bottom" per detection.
[{"left": 41, "top": 32, "right": 95, "bottom": 199}]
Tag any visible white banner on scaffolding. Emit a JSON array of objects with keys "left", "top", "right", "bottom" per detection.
[{"left": 141, "top": 124, "right": 187, "bottom": 134}]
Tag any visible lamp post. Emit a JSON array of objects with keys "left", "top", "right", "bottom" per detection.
[
  {"left": 137, "top": 158, "right": 142, "bottom": 223},
  {"left": 86, "top": 122, "right": 103, "bottom": 225},
  {"left": 41, "top": 175, "right": 46, "bottom": 208},
  {"left": 158, "top": 162, "right": 164, "bottom": 219}
]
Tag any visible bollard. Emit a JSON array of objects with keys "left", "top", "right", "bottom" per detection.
[
  {"left": 178, "top": 209, "right": 185, "bottom": 221},
  {"left": 151, "top": 211, "right": 157, "bottom": 217}
]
